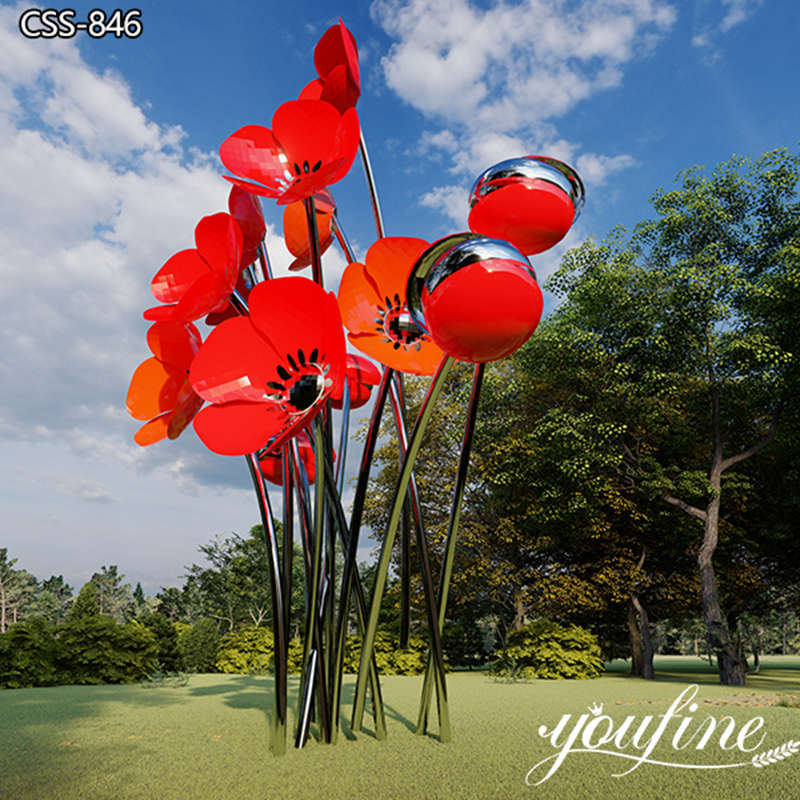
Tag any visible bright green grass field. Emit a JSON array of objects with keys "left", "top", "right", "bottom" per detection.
[{"left": 1, "top": 657, "right": 798, "bottom": 800}]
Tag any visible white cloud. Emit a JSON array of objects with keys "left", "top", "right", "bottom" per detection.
[
  {"left": 420, "top": 184, "right": 470, "bottom": 227},
  {"left": 0, "top": 3, "right": 337, "bottom": 474},
  {"left": 691, "top": 0, "right": 763, "bottom": 60},
  {"left": 720, "top": 0, "right": 763, "bottom": 32},
  {"left": 371, "top": 0, "right": 674, "bottom": 222}
]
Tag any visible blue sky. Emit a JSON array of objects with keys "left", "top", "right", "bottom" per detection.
[{"left": 0, "top": 0, "right": 796, "bottom": 594}]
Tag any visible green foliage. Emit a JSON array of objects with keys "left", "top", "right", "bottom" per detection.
[
  {"left": 491, "top": 618, "right": 604, "bottom": 680},
  {"left": 139, "top": 612, "right": 181, "bottom": 671},
  {"left": 58, "top": 616, "right": 158, "bottom": 684},
  {"left": 69, "top": 582, "right": 101, "bottom": 620},
  {"left": 178, "top": 618, "right": 219, "bottom": 673},
  {"left": 342, "top": 631, "right": 427, "bottom": 675},
  {"left": 216, "top": 626, "right": 274, "bottom": 674},
  {"left": 0, "top": 617, "right": 60, "bottom": 688}
]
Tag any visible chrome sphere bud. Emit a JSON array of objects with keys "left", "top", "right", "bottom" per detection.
[
  {"left": 407, "top": 233, "right": 543, "bottom": 363},
  {"left": 467, "top": 156, "right": 585, "bottom": 255}
]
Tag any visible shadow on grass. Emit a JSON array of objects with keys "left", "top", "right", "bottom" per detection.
[
  {"left": 606, "top": 656, "right": 800, "bottom": 692},
  {"left": 188, "top": 673, "right": 418, "bottom": 739},
  {"left": 0, "top": 682, "right": 187, "bottom": 798}
]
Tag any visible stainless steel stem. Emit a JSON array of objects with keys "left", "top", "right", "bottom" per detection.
[
  {"left": 351, "top": 356, "right": 455, "bottom": 733},
  {"left": 416, "top": 362, "right": 485, "bottom": 734}
]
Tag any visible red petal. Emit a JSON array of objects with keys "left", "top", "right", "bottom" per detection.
[
  {"left": 151, "top": 249, "right": 207, "bottom": 303},
  {"left": 228, "top": 186, "right": 266, "bottom": 251},
  {"left": 272, "top": 100, "right": 342, "bottom": 166},
  {"left": 172, "top": 271, "right": 233, "bottom": 323},
  {"left": 167, "top": 386, "right": 204, "bottom": 439},
  {"left": 147, "top": 321, "right": 201, "bottom": 369},
  {"left": 195, "top": 213, "right": 242, "bottom": 282},
  {"left": 143, "top": 305, "right": 178, "bottom": 321},
  {"left": 298, "top": 78, "right": 324, "bottom": 101},
  {"left": 365, "top": 236, "right": 430, "bottom": 301},
  {"left": 126, "top": 357, "right": 183, "bottom": 420},
  {"left": 248, "top": 278, "right": 343, "bottom": 391},
  {"left": 346, "top": 332, "right": 443, "bottom": 376},
  {"left": 327, "top": 108, "right": 361, "bottom": 185},
  {"left": 346, "top": 352, "right": 381, "bottom": 386},
  {"left": 134, "top": 414, "right": 170, "bottom": 446},
  {"left": 338, "top": 261, "right": 382, "bottom": 335},
  {"left": 315, "top": 20, "right": 360, "bottom": 92},
  {"left": 220, "top": 125, "right": 287, "bottom": 190},
  {"left": 273, "top": 161, "right": 347, "bottom": 205},
  {"left": 283, "top": 199, "right": 333, "bottom": 259},
  {"left": 320, "top": 64, "right": 360, "bottom": 114},
  {"left": 223, "top": 176, "right": 281, "bottom": 199},
  {"left": 190, "top": 316, "right": 276, "bottom": 404},
  {"left": 193, "top": 401, "right": 289, "bottom": 456}
]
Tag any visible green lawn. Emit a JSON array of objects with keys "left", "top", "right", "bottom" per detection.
[{"left": 1, "top": 657, "right": 798, "bottom": 800}]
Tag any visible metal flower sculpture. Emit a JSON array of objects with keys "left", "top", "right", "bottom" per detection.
[
  {"left": 189, "top": 276, "right": 345, "bottom": 456},
  {"left": 144, "top": 212, "right": 243, "bottom": 322},
  {"left": 338, "top": 236, "right": 444, "bottom": 374},
  {"left": 125, "top": 16, "right": 584, "bottom": 758},
  {"left": 126, "top": 321, "right": 204, "bottom": 445},
  {"left": 283, "top": 191, "right": 335, "bottom": 271},
  {"left": 219, "top": 99, "right": 360, "bottom": 205}
]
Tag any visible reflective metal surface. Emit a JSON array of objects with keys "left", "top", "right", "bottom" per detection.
[
  {"left": 468, "top": 155, "right": 585, "bottom": 218},
  {"left": 407, "top": 234, "right": 536, "bottom": 334}
]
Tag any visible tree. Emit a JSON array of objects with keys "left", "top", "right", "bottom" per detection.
[
  {"left": 90, "top": 565, "right": 134, "bottom": 622},
  {"left": 30, "top": 575, "right": 74, "bottom": 624},
  {"left": 70, "top": 582, "right": 100, "bottom": 620},
  {"left": 0, "top": 549, "right": 36, "bottom": 632},
  {"left": 546, "top": 148, "right": 800, "bottom": 684}
]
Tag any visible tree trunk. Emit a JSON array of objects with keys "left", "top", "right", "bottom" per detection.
[
  {"left": 699, "top": 456, "right": 747, "bottom": 685},
  {"left": 627, "top": 600, "right": 644, "bottom": 676},
  {"left": 512, "top": 592, "right": 527, "bottom": 631},
  {"left": 631, "top": 594, "right": 655, "bottom": 680}
]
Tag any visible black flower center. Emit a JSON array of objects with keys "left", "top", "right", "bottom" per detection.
[
  {"left": 266, "top": 348, "right": 329, "bottom": 413},
  {"left": 289, "top": 373, "right": 322, "bottom": 411},
  {"left": 374, "top": 293, "right": 426, "bottom": 351}
]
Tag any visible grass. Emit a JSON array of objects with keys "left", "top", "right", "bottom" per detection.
[{"left": 0, "top": 656, "right": 798, "bottom": 800}]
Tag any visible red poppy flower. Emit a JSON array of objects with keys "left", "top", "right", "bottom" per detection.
[
  {"left": 229, "top": 186, "right": 266, "bottom": 267},
  {"left": 338, "top": 237, "right": 445, "bottom": 375},
  {"left": 259, "top": 430, "right": 318, "bottom": 485},
  {"left": 219, "top": 100, "right": 360, "bottom": 205},
  {"left": 144, "top": 213, "right": 243, "bottom": 323},
  {"left": 189, "top": 277, "right": 346, "bottom": 456},
  {"left": 298, "top": 19, "right": 360, "bottom": 114},
  {"left": 126, "top": 321, "right": 204, "bottom": 446},
  {"left": 283, "top": 190, "right": 335, "bottom": 272},
  {"left": 332, "top": 353, "right": 381, "bottom": 409}
]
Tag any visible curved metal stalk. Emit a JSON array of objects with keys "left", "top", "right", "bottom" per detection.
[
  {"left": 303, "top": 196, "right": 325, "bottom": 287},
  {"left": 245, "top": 454, "right": 287, "bottom": 755},
  {"left": 322, "top": 453, "right": 386, "bottom": 739},
  {"left": 351, "top": 356, "right": 455, "bottom": 733},
  {"left": 416, "top": 362, "right": 485, "bottom": 734},
  {"left": 331, "top": 214, "right": 356, "bottom": 264},
  {"left": 292, "top": 431, "right": 330, "bottom": 747},
  {"left": 281, "top": 447, "right": 294, "bottom": 651},
  {"left": 388, "top": 378, "right": 450, "bottom": 740},
  {"left": 333, "top": 367, "right": 393, "bottom": 735},
  {"left": 358, "top": 132, "right": 386, "bottom": 239},
  {"left": 335, "top": 377, "right": 350, "bottom": 495},
  {"left": 257, "top": 240, "right": 273, "bottom": 281}
]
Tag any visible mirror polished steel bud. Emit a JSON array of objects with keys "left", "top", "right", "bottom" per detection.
[
  {"left": 407, "top": 234, "right": 542, "bottom": 363},
  {"left": 467, "top": 155, "right": 585, "bottom": 255}
]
